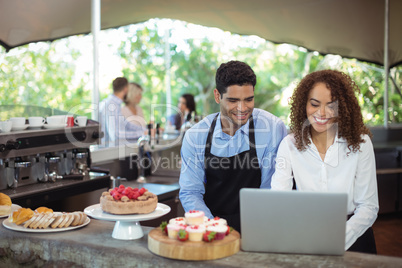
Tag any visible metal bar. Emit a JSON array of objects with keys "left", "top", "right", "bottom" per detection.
[
  {"left": 384, "top": 0, "right": 389, "bottom": 128},
  {"left": 92, "top": 0, "right": 101, "bottom": 121},
  {"left": 165, "top": 27, "right": 171, "bottom": 118}
]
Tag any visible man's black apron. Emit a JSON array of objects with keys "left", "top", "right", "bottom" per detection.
[{"left": 204, "top": 114, "right": 261, "bottom": 232}]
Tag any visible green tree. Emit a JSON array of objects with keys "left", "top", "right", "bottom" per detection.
[{"left": 0, "top": 40, "right": 91, "bottom": 117}]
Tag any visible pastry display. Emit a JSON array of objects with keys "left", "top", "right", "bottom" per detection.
[
  {"left": 160, "top": 213, "right": 231, "bottom": 243},
  {"left": 0, "top": 193, "right": 12, "bottom": 216},
  {"left": 150, "top": 213, "right": 239, "bottom": 261},
  {"left": 100, "top": 185, "right": 158, "bottom": 215},
  {"left": 8, "top": 207, "right": 88, "bottom": 229}
]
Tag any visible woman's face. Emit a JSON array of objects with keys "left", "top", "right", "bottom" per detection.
[
  {"left": 178, "top": 97, "right": 187, "bottom": 113},
  {"left": 306, "top": 82, "right": 338, "bottom": 135},
  {"left": 134, "top": 91, "right": 143, "bottom": 104}
]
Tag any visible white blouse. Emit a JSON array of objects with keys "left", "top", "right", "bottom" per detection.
[
  {"left": 121, "top": 105, "right": 146, "bottom": 128},
  {"left": 271, "top": 133, "right": 379, "bottom": 250}
]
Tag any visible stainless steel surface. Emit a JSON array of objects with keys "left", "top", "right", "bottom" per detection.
[
  {"left": 14, "top": 161, "right": 31, "bottom": 168},
  {"left": 0, "top": 123, "right": 102, "bottom": 190},
  {"left": 136, "top": 135, "right": 150, "bottom": 183}
]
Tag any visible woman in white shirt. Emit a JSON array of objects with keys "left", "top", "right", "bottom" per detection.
[
  {"left": 271, "top": 70, "right": 378, "bottom": 254},
  {"left": 121, "top": 82, "right": 147, "bottom": 128}
]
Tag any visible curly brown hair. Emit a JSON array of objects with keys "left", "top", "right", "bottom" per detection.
[{"left": 289, "top": 69, "right": 371, "bottom": 153}]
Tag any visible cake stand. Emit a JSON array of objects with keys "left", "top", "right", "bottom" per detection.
[{"left": 84, "top": 203, "right": 170, "bottom": 240}]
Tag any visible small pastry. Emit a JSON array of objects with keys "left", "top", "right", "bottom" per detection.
[
  {"left": 186, "top": 225, "right": 206, "bottom": 242},
  {"left": 206, "top": 224, "right": 228, "bottom": 240},
  {"left": 167, "top": 223, "right": 186, "bottom": 239},
  {"left": 185, "top": 210, "right": 205, "bottom": 226}
]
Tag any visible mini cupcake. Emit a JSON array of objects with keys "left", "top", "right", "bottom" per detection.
[
  {"left": 205, "top": 217, "right": 227, "bottom": 226},
  {"left": 206, "top": 224, "right": 227, "bottom": 240},
  {"left": 185, "top": 210, "right": 205, "bottom": 226},
  {"left": 186, "top": 225, "right": 206, "bottom": 242},
  {"left": 169, "top": 217, "right": 187, "bottom": 226},
  {"left": 167, "top": 224, "right": 186, "bottom": 239}
]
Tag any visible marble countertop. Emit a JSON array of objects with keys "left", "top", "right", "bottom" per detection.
[{"left": 1, "top": 218, "right": 401, "bottom": 267}]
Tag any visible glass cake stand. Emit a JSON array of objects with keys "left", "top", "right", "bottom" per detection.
[{"left": 84, "top": 203, "right": 170, "bottom": 240}]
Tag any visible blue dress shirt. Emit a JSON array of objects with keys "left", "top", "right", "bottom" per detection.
[
  {"left": 99, "top": 94, "right": 145, "bottom": 147},
  {"left": 179, "top": 108, "right": 287, "bottom": 218}
]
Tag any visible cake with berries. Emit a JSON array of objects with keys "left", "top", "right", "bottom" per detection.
[{"left": 100, "top": 185, "right": 158, "bottom": 214}]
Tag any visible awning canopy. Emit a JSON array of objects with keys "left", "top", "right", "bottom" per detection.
[{"left": 1, "top": 0, "right": 401, "bottom": 67}]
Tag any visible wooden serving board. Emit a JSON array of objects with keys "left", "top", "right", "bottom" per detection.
[{"left": 148, "top": 228, "right": 240, "bottom": 261}]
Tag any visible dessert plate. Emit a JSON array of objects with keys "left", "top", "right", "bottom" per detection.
[
  {"left": 84, "top": 203, "right": 170, "bottom": 222},
  {"left": 84, "top": 203, "right": 170, "bottom": 240},
  {"left": 44, "top": 124, "right": 66, "bottom": 129},
  {"left": 0, "top": 204, "right": 22, "bottom": 219},
  {"left": 11, "top": 124, "right": 29, "bottom": 131},
  {"left": 2, "top": 213, "right": 90, "bottom": 233}
]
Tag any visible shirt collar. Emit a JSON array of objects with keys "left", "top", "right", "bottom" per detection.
[
  {"left": 308, "top": 130, "right": 347, "bottom": 144},
  {"left": 215, "top": 113, "right": 250, "bottom": 139},
  {"left": 110, "top": 94, "right": 123, "bottom": 104}
]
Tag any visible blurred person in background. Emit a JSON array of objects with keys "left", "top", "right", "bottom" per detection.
[
  {"left": 122, "top": 82, "right": 146, "bottom": 129},
  {"left": 169, "top": 94, "right": 196, "bottom": 130},
  {"left": 99, "top": 77, "right": 145, "bottom": 147}
]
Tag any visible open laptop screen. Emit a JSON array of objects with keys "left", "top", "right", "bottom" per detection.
[{"left": 240, "top": 188, "right": 347, "bottom": 255}]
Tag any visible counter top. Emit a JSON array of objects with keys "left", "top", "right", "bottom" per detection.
[
  {"left": 2, "top": 173, "right": 110, "bottom": 208},
  {"left": 1, "top": 218, "right": 401, "bottom": 267},
  {"left": 90, "top": 136, "right": 182, "bottom": 164}
]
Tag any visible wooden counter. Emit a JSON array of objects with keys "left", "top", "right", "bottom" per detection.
[{"left": 1, "top": 218, "right": 401, "bottom": 267}]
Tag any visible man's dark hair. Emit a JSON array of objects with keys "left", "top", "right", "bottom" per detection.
[
  {"left": 215, "top": 60, "right": 256, "bottom": 97},
  {"left": 112, "top": 77, "right": 128, "bottom": 93}
]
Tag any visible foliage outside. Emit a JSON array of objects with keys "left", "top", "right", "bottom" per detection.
[{"left": 0, "top": 19, "right": 401, "bottom": 127}]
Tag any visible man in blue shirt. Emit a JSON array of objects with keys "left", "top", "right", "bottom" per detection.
[
  {"left": 179, "top": 61, "right": 287, "bottom": 231},
  {"left": 99, "top": 77, "right": 145, "bottom": 147}
]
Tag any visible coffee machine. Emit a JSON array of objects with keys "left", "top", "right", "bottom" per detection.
[{"left": 0, "top": 122, "right": 103, "bottom": 190}]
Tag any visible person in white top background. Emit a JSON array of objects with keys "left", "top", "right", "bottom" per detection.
[
  {"left": 99, "top": 77, "right": 146, "bottom": 147},
  {"left": 271, "top": 70, "right": 378, "bottom": 254},
  {"left": 121, "top": 82, "right": 146, "bottom": 129}
]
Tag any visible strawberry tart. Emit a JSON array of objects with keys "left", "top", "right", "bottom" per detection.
[{"left": 100, "top": 185, "right": 158, "bottom": 215}]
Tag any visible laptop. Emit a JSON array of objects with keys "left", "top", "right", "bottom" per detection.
[{"left": 240, "top": 188, "right": 347, "bottom": 255}]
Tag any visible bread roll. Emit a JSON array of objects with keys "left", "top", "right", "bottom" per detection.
[
  {"left": 11, "top": 208, "right": 34, "bottom": 225},
  {"left": 35, "top": 207, "right": 53, "bottom": 214},
  {"left": 0, "top": 193, "right": 12, "bottom": 216}
]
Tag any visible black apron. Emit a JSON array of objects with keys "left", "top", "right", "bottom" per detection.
[{"left": 204, "top": 114, "right": 261, "bottom": 232}]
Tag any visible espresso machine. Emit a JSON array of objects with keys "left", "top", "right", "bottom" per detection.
[{"left": 0, "top": 121, "right": 106, "bottom": 191}]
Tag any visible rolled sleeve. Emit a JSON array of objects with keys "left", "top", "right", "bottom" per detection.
[
  {"left": 271, "top": 136, "right": 294, "bottom": 190},
  {"left": 179, "top": 128, "right": 213, "bottom": 218},
  {"left": 345, "top": 137, "right": 379, "bottom": 250}
]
